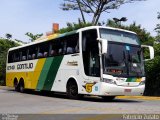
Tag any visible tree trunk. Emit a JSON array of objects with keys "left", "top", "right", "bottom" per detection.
[
  {"left": 94, "top": 3, "right": 105, "bottom": 25},
  {"left": 77, "top": 0, "right": 86, "bottom": 24}
]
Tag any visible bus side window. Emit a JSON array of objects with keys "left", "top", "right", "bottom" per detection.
[
  {"left": 38, "top": 52, "right": 43, "bottom": 58},
  {"left": 38, "top": 42, "right": 49, "bottom": 58},
  {"left": 58, "top": 48, "right": 63, "bottom": 54},
  {"left": 8, "top": 51, "right": 14, "bottom": 63},
  {"left": 50, "top": 40, "right": 58, "bottom": 56},
  {"left": 67, "top": 47, "right": 74, "bottom": 54},
  {"left": 59, "top": 40, "right": 66, "bottom": 55},
  {"left": 22, "top": 56, "right": 26, "bottom": 61},
  {"left": 20, "top": 48, "right": 27, "bottom": 61},
  {"left": 44, "top": 52, "right": 48, "bottom": 57},
  {"left": 50, "top": 49, "right": 57, "bottom": 56},
  {"left": 14, "top": 51, "right": 20, "bottom": 62},
  {"left": 28, "top": 45, "right": 38, "bottom": 60},
  {"left": 32, "top": 54, "right": 36, "bottom": 59},
  {"left": 66, "top": 34, "right": 79, "bottom": 54},
  {"left": 28, "top": 55, "right": 32, "bottom": 60}
]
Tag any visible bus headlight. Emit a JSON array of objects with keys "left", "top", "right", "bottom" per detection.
[
  {"left": 139, "top": 80, "right": 145, "bottom": 85},
  {"left": 103, "top": 78, "right": 116, "bottom": 85}
]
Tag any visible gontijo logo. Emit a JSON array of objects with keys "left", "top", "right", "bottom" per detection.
[{"left": 7, "top": 63, "right": 33, "bottom": 70}]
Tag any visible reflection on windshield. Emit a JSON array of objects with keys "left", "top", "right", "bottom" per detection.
[
  {"left": 103, "top": 42, "right": 145, "bottom": 77},
  {"left": 100, "top": 28, "right": 140, "bottom": 45}
]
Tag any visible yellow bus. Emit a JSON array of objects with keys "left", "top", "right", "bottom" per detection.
[{"left": 6, "top": 26, "right": 154, "bottom": 100}]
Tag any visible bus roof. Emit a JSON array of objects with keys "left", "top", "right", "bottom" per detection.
[
  {"left": 8, "top": 26, "right": 136, "bottom": 51},
  {"left": 77, "top": 26, "right": 136, "bottom": 34}
]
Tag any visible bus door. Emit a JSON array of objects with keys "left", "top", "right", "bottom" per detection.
[{"left": 82, "top": 29, "right": 100, "bottom": 94}]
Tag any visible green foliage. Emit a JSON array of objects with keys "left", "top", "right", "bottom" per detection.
[
  {"left": 0, "top": 39, "right": 19, "bottom": 85},
  {"left": 25, "top": 32, "right": 43, "bottom": 42},
  {"left": 144, "top": 55, "right": 160, "bottom": 96},
  {"left": 144, "top": 12, "right": 160, "bottom": 96}
]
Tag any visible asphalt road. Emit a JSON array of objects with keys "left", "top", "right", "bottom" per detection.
[{"left": 0, "top": 86, "right": 160, "bottom": 115}]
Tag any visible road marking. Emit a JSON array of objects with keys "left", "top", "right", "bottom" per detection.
[
  {"left": 80, "top": 114, "right": 121, "bottom": 120},
  {"left": 117, "top": 96, "right": 160, "bottom": 101},
  {"left": 41, "top": 106, "right": 129, "bottom": 114}
]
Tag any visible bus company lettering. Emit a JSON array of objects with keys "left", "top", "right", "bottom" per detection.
[
  {"left": 7, "top": 65, "right": 15, "bottom": 70},
  {"left": 17, "top": 63, "right": 33, "bottom": 70}
]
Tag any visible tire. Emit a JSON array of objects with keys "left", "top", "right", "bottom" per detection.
[
  {"left": 14, "top": 81, "right": 19, "bottom": 92},
  {"left": 102, "top": 96, "right": 115, "bottom": 101},
  {"left": 19, "top": 82, "right": 25, "bottom": 93},
  {"left": 67, "top": 81, "right": 82, "bottom": 99}
]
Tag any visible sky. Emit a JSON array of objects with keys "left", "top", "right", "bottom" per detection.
[{"left": 0, "top": 0, "right": 160, "bottom": 42}]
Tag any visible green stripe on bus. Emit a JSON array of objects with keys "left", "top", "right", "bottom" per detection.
[
  {"left": 126, "top": 78, "right": 136, "bottom": 82},
  {"left": 43, "top": 56, "right": 63, "bottom": 91},
  {"left": 36, "top": 58, "right": 54, "bottom": 90}
]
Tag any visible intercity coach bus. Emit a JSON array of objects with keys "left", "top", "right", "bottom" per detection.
[{"left": 6, "top": 26, "right": 154, "bottom": 100}]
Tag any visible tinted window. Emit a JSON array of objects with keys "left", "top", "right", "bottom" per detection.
[
  {"left": 50, "top": 33, "right": 79, "bottom": 56},
  {"left": 38, "top": 42, "right": 50, "bottom": 58},
  {"left": 28, "top": 45, "right": 38, "bottom": 60},
  {"left": 8, "top": 51, "right": 14, "bottom": 63}
]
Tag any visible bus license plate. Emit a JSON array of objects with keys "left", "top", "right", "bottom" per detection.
[{"left": 124, "top": 89, "right": 131, "bottom": 92}]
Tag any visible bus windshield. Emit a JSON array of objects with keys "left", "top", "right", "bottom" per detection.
[
  {"left": 102, "top": 42, "right": 145, "bottom": 77},
  {"left": 99, "top": 29, "right": 145, "bottom": 77}
]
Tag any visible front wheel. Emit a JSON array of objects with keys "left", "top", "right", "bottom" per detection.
[
  {"left": 67, "top": 81, "right": 83, "bottom": 99},
  {"left": 102, "top": 96, "right": 115, "bottom": 101}
]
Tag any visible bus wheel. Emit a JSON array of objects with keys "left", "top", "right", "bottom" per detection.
[
  {"left": 101, "top": 96, "right": 115, "bottom": 101},
  {"left": 19, "top": 80, "right": 25, "bottom": 93},
  {"left": 14, "top": 79, "right": 19, "bottom": 91},
  {"left": 67, "top": 80, "right": 82, "bottom": 99}
]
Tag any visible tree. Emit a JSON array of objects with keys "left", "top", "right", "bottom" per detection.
[
  {"left": 144, "top": 13, "right": 160, "bottom": 96},
  {"left": 144, "top": 44, "right": 160, "bottom": 96},
  {"left": 5, "top": 33, "right": 12, "bottom": 39},
  {"left": 25, "top": 32, "right": 43, "bottom": 42},
  {"left": 155, "top": 12, "right": 160, "bottom": 42},
  {"left": 0, "top": 39, "right": 19, "bottom": 85},
  {"left": 155, "top": 12, "right": 160, "bottom": 34},
  {"left": 61, "top": 0, "right": 145, "bottom": 25}
]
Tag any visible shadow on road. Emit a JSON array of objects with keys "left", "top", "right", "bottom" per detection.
[{"left": 5, "top": 88, "right": 142, "bottom": 103}]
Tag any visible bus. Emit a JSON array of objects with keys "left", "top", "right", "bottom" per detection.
[{"left": 6, "top": 26, "right": 154, "bottom": 100}]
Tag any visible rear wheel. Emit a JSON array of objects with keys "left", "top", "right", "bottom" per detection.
[
  {"left": 67, "top": 81, "right": 83, "bottom": 99},
  {"left": 102, "top": 96, "right": 115, "bottom": 101},
  {"left": 18, "top": 80, "right": 25, "bottom": 93}
]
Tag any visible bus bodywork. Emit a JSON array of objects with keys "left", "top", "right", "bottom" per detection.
[{"left": 6, "top": 26, "right": 154, "bottom": 99}]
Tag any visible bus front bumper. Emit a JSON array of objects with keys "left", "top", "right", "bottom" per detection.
[{"left": 100, "top": 83, "right": 145, "bottom": 96}]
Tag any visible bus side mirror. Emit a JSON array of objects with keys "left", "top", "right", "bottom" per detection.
[
  {"left": 97, "top": 38, "right": 108, "bottom": 54},
  {"left": 141, "top": 45, "right": 154, "bottom": 61}
]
